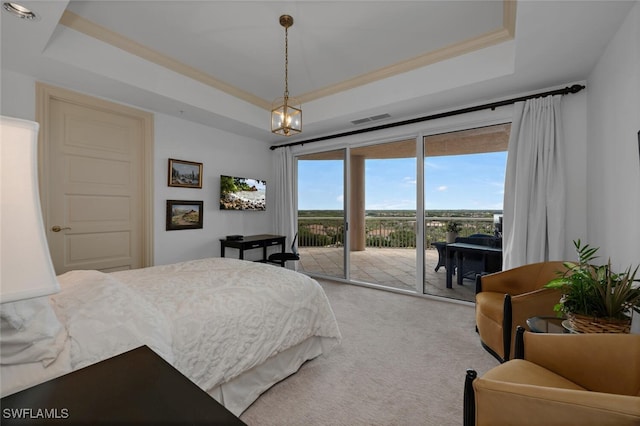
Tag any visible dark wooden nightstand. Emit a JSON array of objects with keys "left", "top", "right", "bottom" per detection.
[{"left": 1, "top": 346, "right": 246, "bottom": 425}]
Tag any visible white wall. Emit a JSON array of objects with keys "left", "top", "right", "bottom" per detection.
[
  {"left": 154, "top": 114, "right": 275, "bottom": 264},
  {"left": 1, "top": 71, "right": 277, "bottom": 266},
  {"left": 0, "top": 70, "right": 37, "bottom": 120},
  {"left": 561, "top": 89, "right": 588, "bottom": 259},
  {"left": 586, "top": 2, "right": 640, "bottom": 268}
]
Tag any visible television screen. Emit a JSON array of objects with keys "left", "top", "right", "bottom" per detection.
[{"left": 219, "top": 175, "right": 266, "bottom": 211}]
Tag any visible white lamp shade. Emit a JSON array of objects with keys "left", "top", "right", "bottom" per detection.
[{"left": 1, "top": 116, "right": 60, "bottom": 303}]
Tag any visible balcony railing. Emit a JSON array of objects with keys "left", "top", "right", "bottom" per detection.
[{"left": 298, "top": 217, "right": 498, "bottom": 249}]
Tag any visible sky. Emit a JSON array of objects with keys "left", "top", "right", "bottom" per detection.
[{"left": 298, "top": 152, "right": 507, "bottom": 211}]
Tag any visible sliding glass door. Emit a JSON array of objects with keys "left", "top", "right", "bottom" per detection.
[
  {"left": 296, "top": 149, "right": 346, "bottom": 280},
  {"left": 296, "top": 141, "right": 418, "bottom": 292},
  {"left": 348, "top": 140, "right": 417, "bottom": 292},
  {"left": 423, "top": 124, "right": 509, "bottom": 302},
  {"left": 294, "top": 124, "right": 507, "bottom": 300}
]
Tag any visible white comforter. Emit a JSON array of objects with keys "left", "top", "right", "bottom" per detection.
[{"left": 53, "top": 258, "right": 341, "bottom": 394}]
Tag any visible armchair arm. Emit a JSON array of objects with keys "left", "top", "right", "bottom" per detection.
[
  {"left": 523, "top": 332, "right": 640, "bottom": 395},
  {"left": 473, "top": 379, "right": 640, "bottom": 426}
]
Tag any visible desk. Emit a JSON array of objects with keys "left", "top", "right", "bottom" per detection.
[
  {"left": 220, "top": 234, "right": 285, "bottom": 262},
  {"left": 445, "top": 243, "right": 502, "bottom": 288},
  {"left": 0, "top": 346, "right": 246, "bottom": 425}
]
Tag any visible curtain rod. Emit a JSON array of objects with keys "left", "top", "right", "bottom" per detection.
[{"left": 269, "top": 84, "right": 585, "bottom": 151}]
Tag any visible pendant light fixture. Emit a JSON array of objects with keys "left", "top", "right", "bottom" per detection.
[{"left": 271, "top": 15, "right": 302, "bottom": 136}]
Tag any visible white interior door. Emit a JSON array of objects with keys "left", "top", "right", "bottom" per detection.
[{"left": 38, "top": 84, "right": 153, "bottom": 274}]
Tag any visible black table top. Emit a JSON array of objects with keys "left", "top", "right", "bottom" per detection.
[
  {"left": 446, "top": 242, "right": 503, "bottom": 253},
  {"left": 1, "top": 346, "right": 246, "bottom": 425}
]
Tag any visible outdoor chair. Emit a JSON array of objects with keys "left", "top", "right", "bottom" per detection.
[
  {"left": 464, "top": 327, "right": 640, "bottom": 426},
  {"left": 432, "top": 241, "right": 448, "bottom": 272},
  {"left": 475, "top": 261, "right": 564, "bottom": 362}
]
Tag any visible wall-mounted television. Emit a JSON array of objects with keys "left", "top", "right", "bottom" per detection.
[{"left": 219, "top": 175, "right": 266, "bottom": 211}]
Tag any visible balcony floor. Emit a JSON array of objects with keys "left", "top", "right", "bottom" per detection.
[{"left": 299, "top": 247, "right": 476, "bottom": 303}]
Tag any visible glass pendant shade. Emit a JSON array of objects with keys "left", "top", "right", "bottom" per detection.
[{"left": 271, "top": 98, "right": 302, "bottom": 136}]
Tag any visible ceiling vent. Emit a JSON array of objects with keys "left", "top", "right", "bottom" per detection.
[{"left": 350, "top": 113, "right": 391, "bottom": 126}]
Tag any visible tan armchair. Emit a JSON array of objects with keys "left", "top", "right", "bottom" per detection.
[
  {"left": 475, "top": 261, "right": 564, "bottom": 362},
  {"left": 464, "top": 328, "right": 640, "bottom": 426}
]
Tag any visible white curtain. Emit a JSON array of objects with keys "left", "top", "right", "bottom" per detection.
[
  {"left": 502, "top": 95, "right": 566, "bottom": 270},
  {"left": 273, "top": 146, "right": 297, "bottom": 268}
]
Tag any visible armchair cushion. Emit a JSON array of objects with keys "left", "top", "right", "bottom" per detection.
[{"left": 481, "top": 359, "right": 585, "bottom": 391}]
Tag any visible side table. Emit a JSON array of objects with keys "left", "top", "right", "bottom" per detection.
[
  {"left": 1, "top": 346, "right": 246, "bottom": 425},
  {"left": 526, "top": 316, "right": 572, "bottom": 334}
]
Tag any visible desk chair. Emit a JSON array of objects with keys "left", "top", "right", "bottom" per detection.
[{"left": 268, "top": 233, "right": 300, "bottom": 267}]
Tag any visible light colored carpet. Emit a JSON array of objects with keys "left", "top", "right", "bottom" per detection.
[{"left": 240, "top": 280, "right": 499, "bottom": 426}]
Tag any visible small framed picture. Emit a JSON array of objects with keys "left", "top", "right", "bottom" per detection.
[
  {"left": 166, "top": 200, "right": 204, "bottom": 230},
  {"left": 168, "top": 158, "right": 203, "bottom": 188}
]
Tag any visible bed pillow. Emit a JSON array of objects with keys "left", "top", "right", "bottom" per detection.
[
  {"left": 1, "top": 296, "right": 68, "bottom": 367},
  {"left": 53, "top": 270, "right": 174, "bottom": 369}
]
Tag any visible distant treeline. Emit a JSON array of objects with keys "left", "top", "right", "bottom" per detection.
[{"left": 298, "top": 210, "right": 502, "bottom": 218}]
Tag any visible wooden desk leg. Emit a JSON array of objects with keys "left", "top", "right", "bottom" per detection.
[{"left": 457, "top": 252, "right": 464, "bottom": 285}]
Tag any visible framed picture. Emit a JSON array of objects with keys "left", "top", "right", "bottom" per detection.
[
  {"left": 168, "top": 158, "right": 203, "bottom": 188},
  {"left": 166, "top": 200, "right": 204, "bottom": 230}
]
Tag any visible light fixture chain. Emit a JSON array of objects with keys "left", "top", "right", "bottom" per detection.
[
  {"left": 271, "top": 14, "right": 300, "bottom": 136},
  {"left": 284, "top": 25, "right": 289, "bottom": 100}
]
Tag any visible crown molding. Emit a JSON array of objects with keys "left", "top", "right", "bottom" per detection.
[
  {"left": 59, "top": 10, "right": 271, "bottom": 110},
  {"left": 59, "top": 1, "right": 516, "bottom": 111}
]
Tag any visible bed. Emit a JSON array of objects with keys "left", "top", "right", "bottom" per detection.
[{"left": 0, "top": 257, "right": 341, "bottom": 416}]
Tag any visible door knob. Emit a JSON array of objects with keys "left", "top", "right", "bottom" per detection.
[{"left": 51, "top": 225, "right": 71, "bottom": 232}]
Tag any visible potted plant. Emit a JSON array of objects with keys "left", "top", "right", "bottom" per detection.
[
  {"left": 445, "top": 221, "right": 461, "bottom": 243},
  {"left": 545, "top": 240, "right": 640, "bottom": 333}
]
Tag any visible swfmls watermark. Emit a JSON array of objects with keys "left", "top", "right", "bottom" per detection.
[{"left": 2, "top": 408, "right": 70, "bottom": 420}]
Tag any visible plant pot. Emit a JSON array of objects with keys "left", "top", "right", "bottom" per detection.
[
  {"left": 445, "top": 232, "right": 458, "bottom": 244},
  {"left": 567, "top": 313, "right": 631, "bottom": 334}
]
